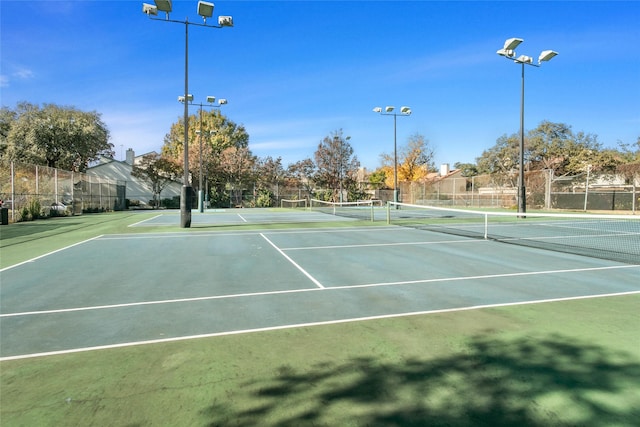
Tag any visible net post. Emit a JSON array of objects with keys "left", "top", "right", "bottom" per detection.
[
  {"left": 386, "top": 201, "right": 391, "bottom": 224},
  {"left": 370, "top": 201, "right": 374, "bottom": 222},
  {"left": 484, "top": 213, "right": 488, "bottom": 239}
]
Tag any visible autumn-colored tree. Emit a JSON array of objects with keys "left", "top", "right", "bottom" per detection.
[
  {"left": 313, "top": 129, "right": 360, "bottom": 202},
  {"left": 286, "top": 158, "right": 316, "bottom": 199},
  {"left": 380, "top": 133, "right": 435, "bottom": 187},
  {"left": 219, "top": 146, "right": 256, "bottom": 206}
]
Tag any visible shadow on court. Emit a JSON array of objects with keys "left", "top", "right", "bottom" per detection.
[{"left": 201, "top": 333, "right": 640, "bottom": 426}]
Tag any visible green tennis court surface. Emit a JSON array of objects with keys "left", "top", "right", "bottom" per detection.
[{"left": 2, "top": 209, "right": 638, "bottom": 360}]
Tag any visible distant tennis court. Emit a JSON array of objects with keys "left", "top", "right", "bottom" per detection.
[{"left": 2, "top": 207, "right": 638, "bottom": 360}]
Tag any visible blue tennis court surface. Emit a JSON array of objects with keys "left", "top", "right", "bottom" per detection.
[
  {"left": 2, "top": 219, "right": 638, "bottom": 360},
  {"left": 130, "top": 208, "right": 365, "bottom": 226}
]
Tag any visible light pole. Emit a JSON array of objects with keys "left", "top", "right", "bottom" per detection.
[
  {"left": 373, "top": 106, "right": 411, "bottom": 204},
  {"left": 181, "top": 96, "right": 227, "bottom": 212},
  {"left": 143, "top": 0, "right": 233, "bottom": 228},
  {"left": 497, "top": 38, "right": 557, "bottom": 215}
]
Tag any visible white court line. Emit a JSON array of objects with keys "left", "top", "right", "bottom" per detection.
[
  {"left": 2, "top": 290, "right": 638, "bottom": 362},
  {"left": 260, "top": 233, "right": 325, "bottom": 289},
  {"left": 283, "top": 239, "right": 479, "bottom": 251},
  {"left": 3, "top": 264, "right": 637, "bottom": 318},
  {"left": 0, "top": 235, "right": 104, "bottom": 273},
  {"left": 127, "top": 214, "right": 163, "bottom": 227},
  {"left": 237, "top": 213, "right": 248, "bottom": 222}
]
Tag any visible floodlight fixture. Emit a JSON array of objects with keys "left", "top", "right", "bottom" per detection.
[
  {"left": 538, "top": 50, "right": 558, "bottom": 64},
  {"left": 515, "top": 55, "right": 533, "bottom": 64},
  {"left": 385, "top": 106, "right": 394, "bottom": 113},
  {"left": 218, "top": 98, "right": 228, "bottom": 105},
  {"left": 400, "top": 106, "right": 411, "bottom": 115},
  {"left": 142, "top": 3, "right": 158, "bottom": 15},
  {"left": 154, "top": 0, "right": 172, "bottom": 13},
  {"left": 218, "top": 16, "right": 234, "bottom": 27},
  {"left": 197, "top": 1, "right": 214, "bottom": 22},
  {"left": 496, "top": 48, "right": 515, "bottom": 58},
  {"left": 206, "top": 96, "right": 216, "bottom": 104},
  {"left": 373, "top": 107, "right": 382, "bottom": 113},
  {"left": 503, "top": 37, "right": 523, "bottom": 51}
]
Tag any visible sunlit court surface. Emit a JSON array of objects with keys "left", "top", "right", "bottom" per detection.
[
  {"left": 2, "top": 207, "right": 638, "bottom": 360},
  {"left": 1, "top": 208, "right": 640, "bottom": 426}
]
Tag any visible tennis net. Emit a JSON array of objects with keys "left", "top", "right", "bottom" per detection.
[
  {"left": 310, "top": 199, "right": 382, "bottom": 221},
  {"left": 387, "top": 202, "right": 640, "bottom": 265},
  {"left": 280, "top": 199, "right": 307, "bottom": 209}
]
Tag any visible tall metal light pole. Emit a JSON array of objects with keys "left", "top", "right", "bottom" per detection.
[
  {"left": 497, "top": 38, "right": 557, "bottom": 215},
  {"left": 143, "top": 0, "right": 233, "bottom": 227},
  {"left": 373, "top": 106, "right": 412, "bottom": 204},
  {"left": 182, "top": 96, "right": 227, "bottom": 212}
]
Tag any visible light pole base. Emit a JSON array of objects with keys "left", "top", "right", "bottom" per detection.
[
  {"left": 518, "top": 186, "right": 527, "bottom": 218},
  {"left": 198, "top": 190, "right": 204, "bottom": 213},
  {"left": 180, "top": 185, "right": 192, "bottom": 228}
]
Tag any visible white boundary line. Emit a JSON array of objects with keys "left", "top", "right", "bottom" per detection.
[
  {"left": 0, "top": 235, "right": 104, "bottom": 273},
  {"left": 127, "top": 214, "right": 163, "bottom": 227},
  {"left": 260, "top": 233, "right": 325, "bottom": 289},
  {"left": 3, "top": 264, "right": 637, "bottom": 318},
  {"left": 2, "top": 290, "right": 638, "bottom": 362}
]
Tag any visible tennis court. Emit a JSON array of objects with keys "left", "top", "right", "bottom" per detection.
[{"left": 2, "top": 207, "right": 638, "bottom": 360}]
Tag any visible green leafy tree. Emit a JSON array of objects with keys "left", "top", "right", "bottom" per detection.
[
  {"left": 454, "top": 162, "right": 479, "bottom": 177},
  {"left": 2, "top": 102, "right": 112, "bottom": 171},
  {"left": 131, "top": 154, "right": 182, "bottom": 208},
  {"left": 477, "top": 121, "right": 624, "bottom": 182},
  {"left": 368, "top": 169, "right": 387, "bottom": 190},
  {"left": 161, "top": 109, "right": 250, "bottom": 205},
  {"left": 253, "top": 156, "right": 285, "bottom": 206}
]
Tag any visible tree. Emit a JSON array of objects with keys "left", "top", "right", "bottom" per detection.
[
  {"left": 454, "top": 162, "right": 479, "bottom": 177},
  {"left": 219, "top": 146, "right": 256, "bottom": 207},
  {"left": 476, "top": 121, "right": 625, "bottom": 183},
  {"left": 0, "top": 107, "right": 17, "bottom": 158},
  {"left": 380, "top": 133, "right": 435, "bottom": 186},
  {"left": 131, "top": 154, "right": 182, "bottom": 208},
  {"left": 2, "top": 102, "right": 112, "bottom": 171},
  {"left": 617, "top": 136, "right": 640, "bottom": 185},
  {"left": 253, "top": 156, "right": 285, "bottom": 206},
  {"left": 368, "top": 169, "right": 387, "bottom": 190},
  {"left": 313, "top": 129, "right": 360, "bottom": 202},
  {"left": 161, "top": 109, "right": 250, "bottom": 206},
  {"left": 286, "top": 158, "right": 316, "bottom": 199}
]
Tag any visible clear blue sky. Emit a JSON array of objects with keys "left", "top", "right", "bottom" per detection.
[{"left": 2, "top": 1, "right": 639, "bottom": 171}]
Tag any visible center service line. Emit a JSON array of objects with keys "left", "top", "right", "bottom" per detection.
[{"left": 260, "top": 233, "right": 325, "bottom": 289}]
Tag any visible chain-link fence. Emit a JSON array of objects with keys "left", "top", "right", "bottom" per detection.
[
  {"left": 395, "top": 170, "right": 638, "bottom": 212},
  {"left": 1, "top": 160, "right": 125, "bottom": 222},
  {"left": 2, "top": 160, "right": 637, "bottom": 223}
]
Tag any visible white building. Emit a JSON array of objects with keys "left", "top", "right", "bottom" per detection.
[{"left": 87, "top": 149, "right": 182, "bottom": 206}]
